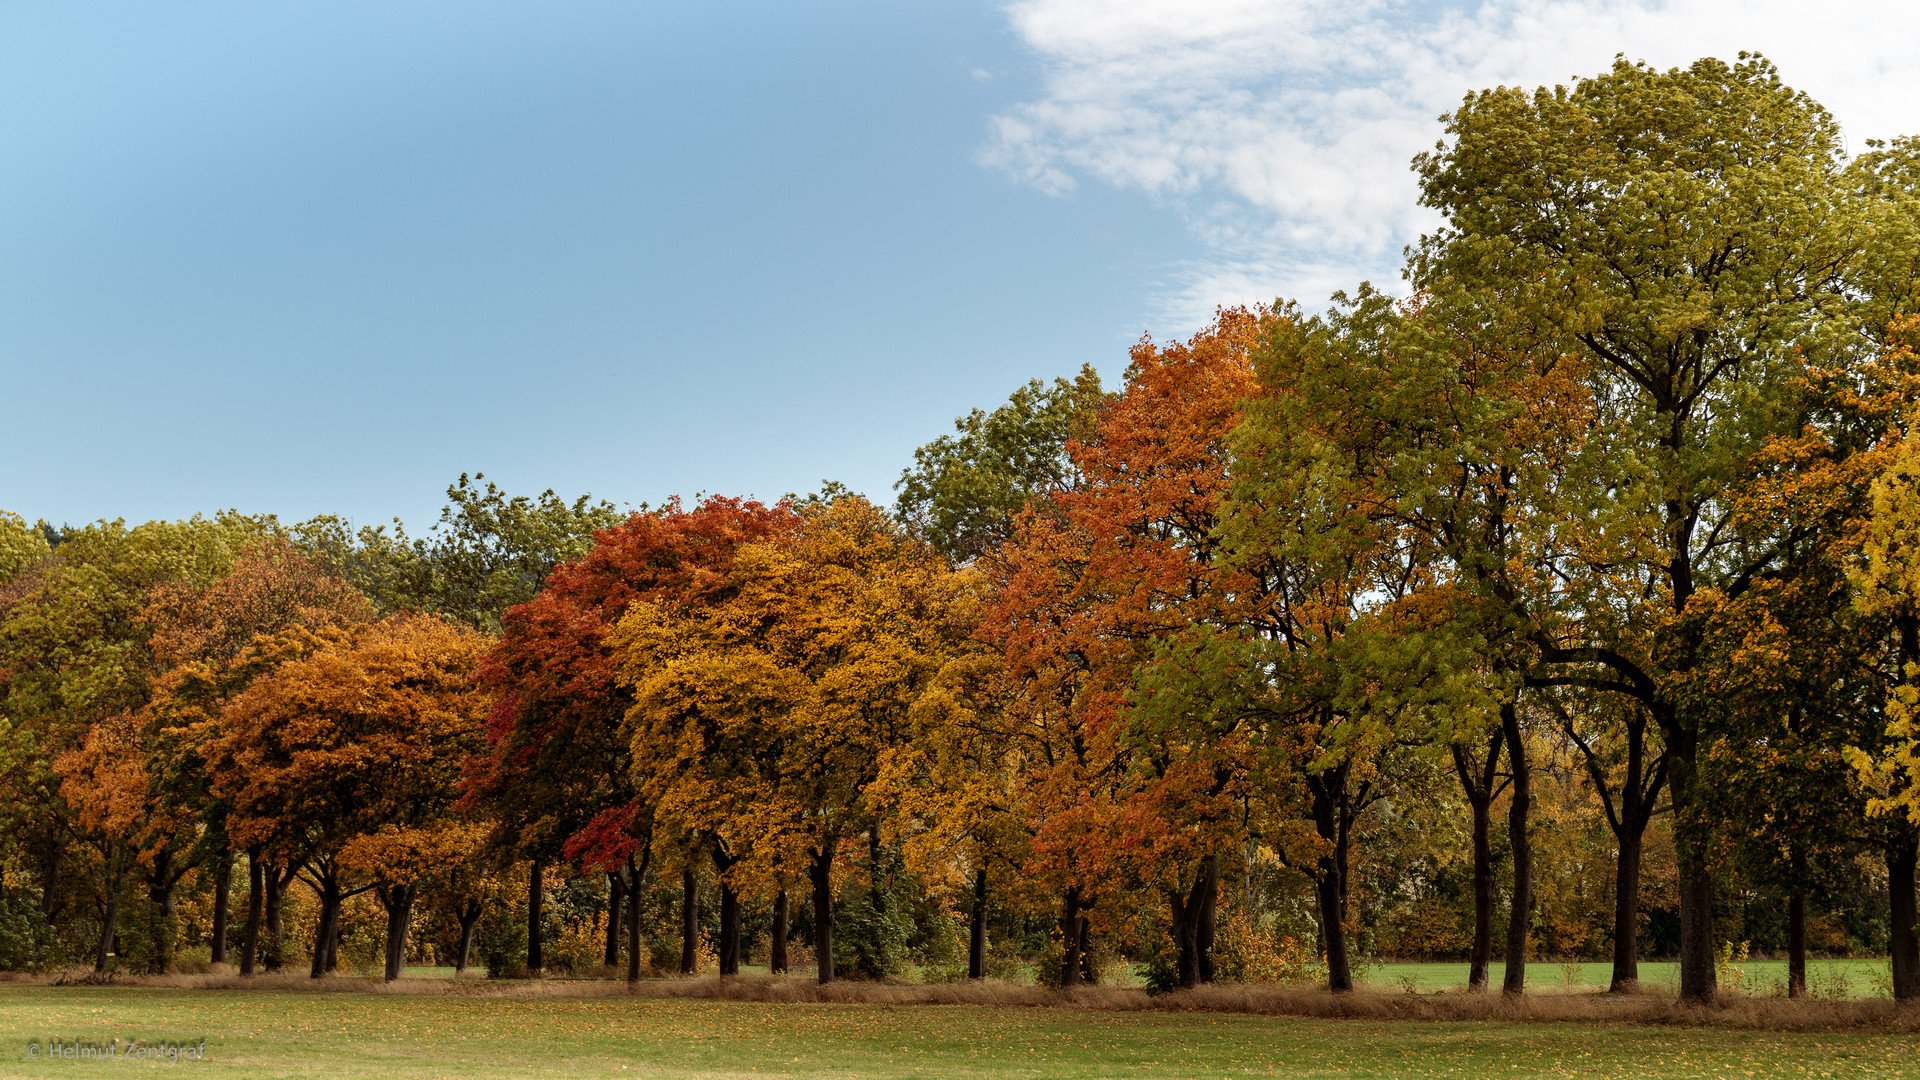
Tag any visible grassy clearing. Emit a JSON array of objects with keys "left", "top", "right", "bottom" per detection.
[
  {"left": 1358, "top": 959, "right": 1894, "bottom": 999},
  {"left": 1, "top": 985, "right": 1916, "bottom": 1079}
]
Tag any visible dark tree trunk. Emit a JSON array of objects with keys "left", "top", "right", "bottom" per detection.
[
  {"left": 1787, "top": 887, "right": 1807, "bottom": 999},
  {"left": 1611, "top": 832, "right": 1643, "bottom": 992},
  {"left": 1168, "top": 868, "right": 1208, "bottom": 989},
  {"left": 968, "top": 867, "right": 987, "bottom": 980},
  {"left": 771, "top": 888, "right": 790, "bottom": 974},
  {"left": 1307, "top": 759, "right": 1360, "bottom": 993},
  {"left": 326, "top": 915, "right": 341, "bottom": 974},
  {"left": 604, "top": 871, "right": 625, "bottom": 968},
  {"left": 1059, "top": 886, "right": 1086, "bottom": 987},
  {"left": 1890, "top": 832, "right": 1920, "bottom": 1001},
  {"left": 679, "top": 867, "right": 698, "bottom": 975},
  {"left": 379, "top": 883, "right": 415, "bottom": 982},
  {"left": 1076, "top": 912, "right": 1094, "bottom": 983},
  {"left": 309, "top": 872, "right": 342, "bottom": 979},
  {"left": 811, "top": 839, "right": 836, "bottom": 984},
  {"left": 264, "top": 864, "right": 292, "bottom": 972},
  {"left": 146, "top": 848, "right": 180, "bottom": 975},
  {"left": 1196, "top": 854, "right": 1219, "bottom": 984},
  {"left": 527, "top": 860, "right": 545, "bottom": 975},
  {"left": 1502, "top": 702, "right": 1532, "bottom": 996},
  {"left": 455, "top": 901, "right": 482, "bottom": 974},
  {"left": 1452, "top": 729, "right": 1504, "bottom": 992},
  {"left": 712, "top": 846, "right": 740, "bottom": 977},
  {"left": 210, "top": 847, "right": 233, "bottom": 966},
  {"left": 240, "top": 848, "right": 263, "bottom": 976},
  {"left": 1662, "top": 716, "right": 1716, "bottom": 1004},
  {"left": 626, "top": 848, "right": 647, "bottom": 984},
  {"left": 94, "top": 849, "right": 125, "bottom": 973}
]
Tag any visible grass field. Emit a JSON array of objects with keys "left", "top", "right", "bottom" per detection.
[
  {"left": 1357, "top": 959, "right": 1894, "bottom": 999},
  {"left": 2, "top": 985, "right": 1917, "bottom": 1079}
]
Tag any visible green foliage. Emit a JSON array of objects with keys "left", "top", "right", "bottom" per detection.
[
  {"left": 895, "top": 365, "right": 1104, "bottom": 560},
  {"left": 0, "top": 895, "right": 59, "bottom": 971},
  {"left": 833, "top": 896, "right": 913, "bottom": 981}
]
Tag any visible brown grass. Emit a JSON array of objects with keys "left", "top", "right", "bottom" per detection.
[{"left": 12, "top": 967, "right": 1917, "bottom": 1031}]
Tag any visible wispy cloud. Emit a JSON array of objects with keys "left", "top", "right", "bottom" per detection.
[{"left": 986, "top": 0, "right": 1920, "bottom": 325}]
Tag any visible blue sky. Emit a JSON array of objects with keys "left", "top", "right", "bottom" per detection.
[{"left": 5, "top": 1, "right": 1915, "bottom": 531}]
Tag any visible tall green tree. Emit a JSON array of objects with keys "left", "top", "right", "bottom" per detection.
[{"left": 1410, "top": 55, "right": 1914, "bottom": 1001}]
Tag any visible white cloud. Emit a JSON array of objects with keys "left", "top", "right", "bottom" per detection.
[{"left": 987, "top": 0, "right": 1920, "bottom": 326}]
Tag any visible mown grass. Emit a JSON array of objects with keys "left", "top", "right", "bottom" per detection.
[
  {"left": 1359, "top": 959, "right": 1894, "bottom": 999},
  {"left": 1, "top": 984, "right": 1915, "bottom": 1079}
]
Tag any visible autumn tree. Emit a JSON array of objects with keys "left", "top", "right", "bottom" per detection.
[
  {"left": 209, "top": 615, "right": 490, "bottom": 979},
  {"left": 471, "top": 497, "right": 795, "bottom": 980},
  {"left": 1410, "top": 55, "right": 1915, "bottom": 1001}
]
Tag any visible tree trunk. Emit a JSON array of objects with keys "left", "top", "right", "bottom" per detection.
[
  {"left": 380, "top": 884, "right": 415, "bottom": 982},
  {"left": 1076, "top": 911, "right": 1094, "bottom": 984},
  {"left": 1169, "top": 871, "right": 1205, "bottom": 989},
  {"left": 264, "top": 864, "right": 291, "bottom": 972},
  {"left": 211, "top": 847, "right": 233, "bottom": 966},
  {"left": 604, "top": 871, "right": 625, "bottom": 968},
  {"left": 1060, "top": 886, "right": 1085, "bottom": 987},
  {"left": 1890, "top": 832, "right": 1920, "bottom": 1001},
  {"left": 94, "top": 849, "right": 123, "bottom": 973},
  {"left": 626, "top": 853, "right": 645, "bottom": 984},
  {"left": 811, "top": 840, "right": 836, "bottom": 984},
  {"left": 771, "top": 888, "right": 790, "bottom": 975},
  {"left": 1502, "top": 702, "right": 1532, "bottom": 996},
  {"left": 712, "top": 845, "right": 740, "bottom": 977},
  {"left": 1196, "top": 854, "right": 1219, "bottom": 984},
  {"left": 679, "top": 867, "right": 699, "bottom": 975},
  {"left": 326, "top": 915, "right": 341, "bottom": 973},
  {"left": 968, "top": 868, "right": 986, "bottom": 980},
  {"left": 309, "top": 872, "right": 341, "bottom": 979},
  {"left": 455, "top": 901, "right": 482, "bottom": 975},
  {"left": 146, "top": 848, "right": 179, "bottom": 975},
  {"left": 1453, "top": 729, "right": 1503, "bottom": 992},
  {"left": 240, "top": 848, "right": 263, "bottom": 976},
  {"left": 1662, "top": 722, "right": 1716, "bottom": 1004},
  {"left": 527, "top": 860, "right": 545, "bottom": 976},
  {"left": 1308, "top": 763, "right": 1356, "bottom": 993},
  {"left": 1610, "top": 832, "right": 1643, "bottom": 993},
  {"left": 1787, "top": 887, "right": 1807, "bottom": 999}
]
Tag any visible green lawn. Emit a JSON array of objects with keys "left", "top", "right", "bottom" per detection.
[
  {"left": 1357, "top": 959, "right": 1894, "bottom": 999},
  {"left": 1, "top": 986, "right": 1914, "bottom": 1079}
]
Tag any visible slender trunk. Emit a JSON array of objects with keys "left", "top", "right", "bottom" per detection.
[
  {"left": 718, "top": 881, "right": 741, "bottom": 977},
  {"left": 240, "top": 848, "right": 263, "bottom": 976},
  {"left": 771, "top": 888, "right": 790, "bottom": 975},
  {"left": 811, "top": 839, "right": 836, "bottom": 984},
  {"left": 679, "top": 867, "right": 698, "bottom": 975},
  {"left": 1169, "top": 872, "right": 1203, "bottom": 989},
  {"left": 264, "top": 865, "right": 290, "bottom": 972},
  {"left": 1890, "top": 832, "right": 1920, "bottom": 1001},
  {"left": 326, "top": 914, "right": 340, "bottom": 973},
  {"left": 627, "top": 846, "right": 649, "bottom": 984},
  {"left": 968, "top": 868, "right": 987, "bottom": 980},
  {"left": 1196, "top": 854, "right": 1219, "bottom": 984},
  {"left": 604, "top": 871, "right": 625, "bottom": 968},
  {"left": 455, "top": 901, "right": 482, "bottom": 975},
  {"left": 147, "top": 848, "right": 178, "bottom": 975},
  {"left": 211, "top": 847, "right": 233, "bottom": 966},
  {"left": 309, "top": 872, "right": 341, "bottom": 979},
  {"left": 1787, "top": 888, "right": 1807, "bottom": 999},
  {"left": 1308, "top": 764, "right": 1354, "bottom": 993},
  {"left": 527, "top": 860, "right": 544, "bottom": 976},
  {"left": 1454, "top": 729, "right": 1503, "bottom": 992},
  {"left": 712, "top": 846, "right": 740, "bottom": 977},
  {"left": 1469, "top": 795, "right": 1495, "bottom": 990},
  {"left": 1610, "top": 833, "right": 1643, "bottom": 993},
  {"left": 1503, "top": 703, "right": 1531, "bottom": 996},
  {"left": 1075, "top": 911, "right": 1094, "bottom": 984},
  {"left": 1059, "top": 886, "right": 1085, "bottom": 987},
  {"left": 380, "top": 884, "right": 415, "bottom": 982},
  {"left": 94, "top": 850, "right": 123, "bottom": 973}
]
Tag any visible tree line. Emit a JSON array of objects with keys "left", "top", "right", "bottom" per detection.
[{"left": 6, "top": 55, "right": 1920, "bottom": 1004}]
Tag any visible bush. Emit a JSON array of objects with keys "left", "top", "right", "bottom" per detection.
[
  {"left": 0, "top": 897, "right": 59, "bottom": 972},
  {"left": 833, "top": 897, "right": 912, "bottom": 980}
]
